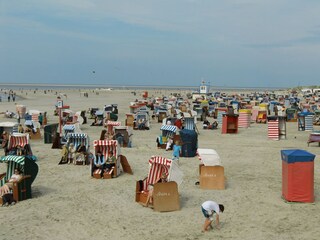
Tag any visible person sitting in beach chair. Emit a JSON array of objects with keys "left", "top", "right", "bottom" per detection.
[
  {"left": 165, "top": 137, "right": 174, "bottom": 151},
  {"left": 67, "top": 143, "right": 76, "bottom": 164},
  {"left": 144, "top": 172, "right": 168, "bottom": 208},
  {"left": 93, "top": 151, "right": 106, "bottom": 178},
  {"left": 0, "top": 168, "right": 22, "bottom": 198},
  {"left": 138, "top": 118, "right": 147, "bottom": 130},
  {"left": 75, "top": 142, "right": 87, "bottom": 165},
  {"left": 203, "top": 120, "right": 218, "bottom": 130},
  {"left": 59, "top": 144, "right": 69, "bottom": 164},
  {"left": 16, "top": 145, "right": 25, "bottom": 156}
]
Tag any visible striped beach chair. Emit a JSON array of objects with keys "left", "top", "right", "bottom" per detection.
[
  {"left": 92, "top": 140, "right": 123, "bottom": 178},
  {"left": 135, "top": 156, "right": 183, "bottom": 212},
  {"left": 158, "top": 125, "right": 178, "bottom": 149},
  {"left": 61, "top": 124, "right": 81, "bottom": 144},
  {"left": 8, "top": 133, "right": 36, "bottom": 160},
  {"left": 184, "top": 117, "right": 195, "bottom": 130},
  {"left": 66, "top": 133, "right": 90, "bottom": 165},
  {"left": 105, "top": 120, "right": 121, "bottom": 133},
  {"left": 268, "top": 117, "right": 280, "bottom": 140},
  {"left": 0, "top": 155, "right": 38, "bottom": 203},
  {"left": 160, "top": 125, "right": 177, "bottom": 138},
  {"left": 8, "top": 133, "right": 29, "bottom": 150},
  {"left": 66, "top": 133, "right": 90, "bottom": 152}
]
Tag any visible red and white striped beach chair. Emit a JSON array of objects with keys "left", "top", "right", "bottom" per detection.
[
  {"left": 135, "top": 156, "right": 183, "bottom": 212},
  {"left": 105, "top": 120, "right": 121, "bottom": 133},
  {"left": 8, "top": 133, "right": 29, "bottom": 150},
  {"left": 91, "top": 140, "right": 132, "bottom": 179}
]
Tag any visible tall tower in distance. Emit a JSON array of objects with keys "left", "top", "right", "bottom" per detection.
[{"left": 199, "top": 79, "right": 209, "bottom": 94}]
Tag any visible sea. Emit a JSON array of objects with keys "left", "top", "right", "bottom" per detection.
[{"left": 0, "top": 83, "right": 287, "bottom": 91}]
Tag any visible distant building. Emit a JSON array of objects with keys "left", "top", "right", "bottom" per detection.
[{"left": 199, "top": 80, "right": 209, "bottom": 94}]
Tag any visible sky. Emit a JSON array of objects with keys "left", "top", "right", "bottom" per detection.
[{"left": 1, "top": 0, "right": 320, "bottom": 88}]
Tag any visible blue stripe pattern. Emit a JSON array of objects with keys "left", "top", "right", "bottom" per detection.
[{"left": 160, "top": 125, "right": 177, "bottom": 132}]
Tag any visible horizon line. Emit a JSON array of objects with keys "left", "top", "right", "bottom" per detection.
[{"left": 0, "top": 82, "right": 291, "bottom": 90}]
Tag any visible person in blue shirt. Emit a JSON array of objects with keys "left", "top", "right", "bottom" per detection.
[{"left": 172, "top": 140, "right": 181, "bottom": 160}]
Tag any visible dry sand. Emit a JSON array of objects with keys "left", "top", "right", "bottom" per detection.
[{"left": 0, "top": 88, "right": 319, "bottom": 240}]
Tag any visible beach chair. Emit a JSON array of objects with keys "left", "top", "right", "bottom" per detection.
[
  {"left": 104, "top": 104, "right": 118, "bottom": 121},
  {"left": 135, "top": 156, "right": 183, "bottom": 212},
  {"left": 134, "top": 112, "right": 150, "bottom": 130},
  {"left": 43, "top": 123, "right": 59, "bottom": 144},
  {"left": 105, "top": 120, "right": 121, "bottom": 134},
  {"left": 125, "top": 113, "right": 135, "bottom": 127},
  {"left": 24, "top": 120, "right": 41, "bottom": 140},
  {"left": 184, "top": 117, "right": 195, "bottom": 131},
  {"left": 286, "top": 108, "right": 298, "bottom": 122},
  {"left": 91, "top": 140, "right": 132, "bottom": 179},
  {"left": 0, "top": 155, "right": 38, "bottom": 205},
  {"left": 61, "top": 123, "right": 81, "bottom": 145},
  {"left": 89, "top": 108, "right": 99, "bottom": 119},
  {"left": 298, "top": 112, "right": 314, "bottom": 131},
  {"left": 157, "top": 125, "right": 178, "bottom": 149},
  {"left": 256, "top": 110, "right": 267, "bottom": 123},
  {"left": 0, "top": 122, "right": 19, "bottom": 136},
  {"left": 7, "top": 133, "right": 36, "bottom": 159},
  {"left": 197, "top": 149, "right": 225, "bottom": 190},
  {"left": 157, "top": 109, "right": 168, "bottom": 123},
  {"left": 65, "top": 133, "right": 90, "bottom": 165},
  {"left": 307, "top": 132, "right": 320, "bottom": 146},
  {"left": 91, "top": 111, "right": 104, "bottom": 126},
  {"left": 114, "top": 126, "right": 132, "bottom": 148},
  {"left": 179, "top": 129, "right": 197, "bottom": 157}
]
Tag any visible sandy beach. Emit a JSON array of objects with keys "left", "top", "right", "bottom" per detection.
[{"left": 0, "top": 88, "right": 319, "bottom": 240}]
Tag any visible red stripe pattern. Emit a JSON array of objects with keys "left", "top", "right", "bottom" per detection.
[
  {"left": 106, "top": 121, "right": 121, "bottom": 126},
  {"left": 238, "top": 112, "right": 251, "bottom": 128},
  {"left": 93, "top": 140, "right": 118, "bottom": 157},
  {"left": 8, "top": 134, "right": 29, "bottom": 149},
  {"left": 106, "top": 121, "right": 121, "bottom": 133},
  {"left": 146, "top": 156, "right": 172, "bottom": 187},
  {"left": 32, "top": 114, "right": 39, "bottom": 122},
  {"left": 268, "top": 119, "right": 279, "bottom": 140}
]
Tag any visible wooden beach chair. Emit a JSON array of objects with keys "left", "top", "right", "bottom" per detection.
[
  {"left": 91, "top": 140, "right": 132, "bottom": 179},
  {"left": 197, "top": 148, "right": 226, "bottom": 190},
  {"left": 135, "top": 156, "right": 182, "bottom": 212}
]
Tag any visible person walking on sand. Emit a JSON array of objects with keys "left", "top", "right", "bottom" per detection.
[{"left": 201, "top": 200, "right": 224, "bottom": 232}]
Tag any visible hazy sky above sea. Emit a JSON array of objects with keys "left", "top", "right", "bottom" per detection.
[{"left": 1, "top": 1, "right": 320, "bottom": 88}]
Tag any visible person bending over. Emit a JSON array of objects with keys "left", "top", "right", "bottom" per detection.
[{"left": 201, "top": 200, "right": 224, "bottom": 232}]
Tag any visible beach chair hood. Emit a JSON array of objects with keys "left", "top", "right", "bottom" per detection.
[
  {"left": 197, "top": 148, "right": 221, "bottom": 166},
  {"left": 160, "top": 125, "right": 177, "bottom": 133},
  {"left": 147, "top": 156, "right": 183, "bottom": 186}
]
